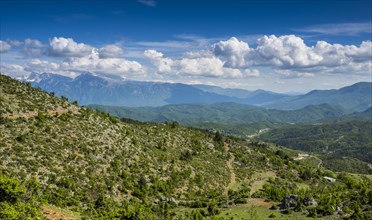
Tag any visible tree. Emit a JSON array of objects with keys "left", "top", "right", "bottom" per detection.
[
  {"left": 0, "top": 173, "right": 42, "bottom": 219},
  {"left": 213, "top": 131, "right": 224, "bottom": 145}
]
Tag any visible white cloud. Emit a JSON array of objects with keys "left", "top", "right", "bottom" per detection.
[
  {"left": 0, "top": 40, "right": 11, "bottom": 53},
  {"left": 144, "top": 50, "right": 174, "bottom": 73},
  {"left": 144, "top": 49, "right": 259, "bottom": 78},
  {"left": 253, "top": 35, "right": 323, "bottom": 67},
  {"left": 275, "top": 69, "right": 314, "bottom": 79},
  {"left": 2, "top": 37, "right": 145, "bottom": 78},
  {"left": 66, "top": 49, "right": 145, "bottom": 76},
  {"left": 314, "top": 40, "right": 372, "bottom": 65},
  {"left": 21, "top": 38, "right": 46, "bottom": 57},
  {"left": 212, "top": 35, "right": 372, "bottom": 76},
  {"left": 24, "top": 38, "right": 43, "bottom": 48},
  {"left": 1, "top": 49, "right": 145, "bottom": 79},
  {"left": 212, "top": 37, "right": 251, "bottom": 68},
  {"left": 98, "top": 44, "right": 124, "bottom": 58},
  {"left": 0, "top": 63, "right": 27, "bottom": 76},
  {"left": 2, "top": 35, "right": 370, "bottom": 83},
  {"left": 48, "top": 37, "right": 93, "bottom": 57},
  {"left": 47, "top": 38, "right": 126, "bottom": 59},
  {"left": 9, "top": 40, "right": 23, "bottom": 47}
]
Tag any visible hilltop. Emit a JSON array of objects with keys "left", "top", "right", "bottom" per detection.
[{"left": 1, "top": 74, "right": 371, "bottom": 219}]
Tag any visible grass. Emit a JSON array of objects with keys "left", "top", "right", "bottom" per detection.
[
  {"left": 296, "top": 156, "right": 322, "bottom": 168},
  {"left": 249, "top": 171, "right": 276, "bottom": 196},
  {"left": 296, "top": 182, "right": 310, "bottom": 190}
]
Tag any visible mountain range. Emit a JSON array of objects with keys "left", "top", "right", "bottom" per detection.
[
  {"left": 24, "top": 72, "right": 372, "bottom": 113},
  {"left": 89, "top": 103, "right": 345, "bottom": 125}
]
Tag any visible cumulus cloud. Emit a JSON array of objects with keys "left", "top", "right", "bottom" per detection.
[
  {"left": 25, "top": 59, "right": 61, "bottom": 73},
  {"left": 48, "top": 37, "right": 93, "bottom": 57},
  {"left": 24, "top": 38, "right": 43, "bottom": 48},
  {"left": 212, "top": 35, "right": 372, "bottom": 75},
  {"left": 144, "top": 49, "right": 259, "bottom": 78},
  {"left": 144, "top": 50, "right": 174, "bottom": 73},
  {"left": 20, "top": 49, "right": 145, "bottom": 78},
  {"left": 21, "top": 38, "right": 45, "bottom": 57},
  {"left": 253, "top": 35, "right": 323, "bottom": 67},
  {"left": 212, "top": 37, "right": 251, "bottom": 68},
  {"left": 0, "top": 63, "right": 27, "bottom": 76},
  {"left": 2, "top": 37, "right": 146, "bottom": 78},
  {"left": 47, "top": 38, "right": 126, "bottom": 59},
  {"left": 3, "top": 35, "right": 370, "bottom": 81},
  {"left": 98, "top": 44, "right": 124, "bottom": 58},
  {"left": 142, "top": 35, "right": 369, "bottom": 79},
  {"left": 0, "top": 40, "right": 11, "bottom": 52},
  {"left": 66, "top": 49, "right": 144, "bottom": 76}
]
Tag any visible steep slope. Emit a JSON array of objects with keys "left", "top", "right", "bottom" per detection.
[
  {"left": 1, "top": 74, "right": 371, "bottom": 219},
  {"left": 0, "top": 74, "right": 279, "bottom": 218},
  {"left": 265, "top": 82, "right": 372, "bottom": 112},
  {"left": 0, "top": 74, "right": 241, "bottom": 218}
]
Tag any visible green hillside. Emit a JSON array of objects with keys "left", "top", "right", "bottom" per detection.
[
  {"left": 259, "top": 120, "right": 372, "bottom": 174},
  {"left": 1, "top": 74, "right": 371, "bottom": 219},
  {"left": 89, "top": 103, "right": 345, "bottom": 137}
]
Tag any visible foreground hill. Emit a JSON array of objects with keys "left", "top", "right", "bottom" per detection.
[{"left": 1, "top": 74, "right": 371, "bottom": 219}]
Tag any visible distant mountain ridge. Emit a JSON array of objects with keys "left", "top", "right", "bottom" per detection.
[
  {"left": 193, "top": 84, "right": 290, "bottom": 105},
  {"left": 23, "top": 72, "right": 372, "bottom": 112},
  {"left": 89, "top": 102, "right": 345, "bottom": 125},
  {"left": 25, "top": 72, "right": 238, "bottom": 107},
  {"left": 265, "top": 82, "right": 372, "bottom": 113}
]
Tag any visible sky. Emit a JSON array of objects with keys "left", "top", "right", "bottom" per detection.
[{"left": 0, "top": 0, "right": 371, "bottom": 93}]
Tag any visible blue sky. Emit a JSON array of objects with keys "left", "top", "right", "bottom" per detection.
[{"left": 1, "top": 0, "right": 371, "bottom": 92}]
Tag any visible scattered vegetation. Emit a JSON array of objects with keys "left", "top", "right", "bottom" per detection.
[
  {"left": 259, "top": 121, "right": 372, "bottom": 174},
  {"left": 1, "top": 74, "right": 371, "bottom": 219}
]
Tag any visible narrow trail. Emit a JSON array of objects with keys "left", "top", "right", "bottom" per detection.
[
  {"left": 1, "top": 106, "right": 79, "bottom": 120},
  {"left": 294, "top": 153, "right": 323, "bottom": 169},
  {"left": 316, "top": 157, "right": 323, "bottom": 169},
  {"left": 309, "top": 155, "right": 322, "bottom": 169},
  {"left": 224, "top": 142, "right": 236, "bottom": 195}
]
